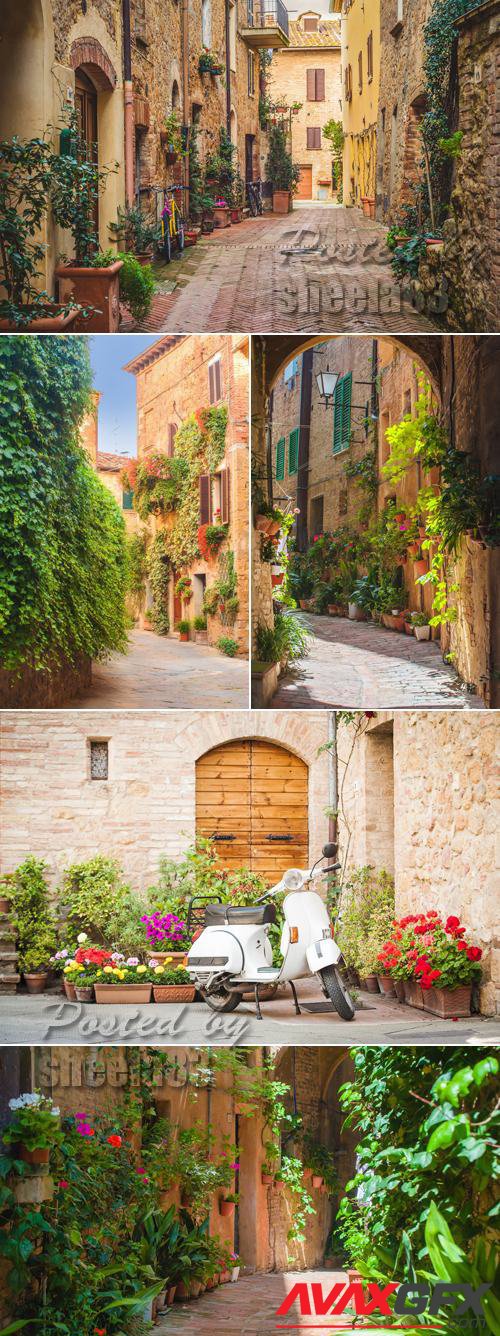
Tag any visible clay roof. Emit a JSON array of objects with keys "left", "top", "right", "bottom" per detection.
[
  {"left": 287, "top": 15, "right": 341, "bottom": 47},
  {"left": 123, "top": 336, "right": 185, "bottom": 375},
  {"left": 97, "top": 451, "right": 132, "bottom": 472}
]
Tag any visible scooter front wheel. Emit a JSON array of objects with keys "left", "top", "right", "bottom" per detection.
[
  {"left": 320, "top": 966, "right": 355, "bottom": 1021},
  {"left": 200, "top": 986, "right": 242, "bottom": 1013}
]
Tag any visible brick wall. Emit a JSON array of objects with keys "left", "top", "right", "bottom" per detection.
[
  {"left": 268, "top": 43, "right": 342, "bottom": 200},
  {"left": 376, "top": 0, "right": 430, "bottom": 222}
]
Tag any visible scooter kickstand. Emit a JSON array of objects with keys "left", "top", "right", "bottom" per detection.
[
  {"left": 290, "top": 981, "right": 302, "bottom": 1015},
  {"left": 254, "top": 984, "right": 263, "bottom": 1020}
]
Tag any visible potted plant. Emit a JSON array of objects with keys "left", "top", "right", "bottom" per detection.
[
  {"left": 93, "top": 961, "right": 153, "bottom": 1004},
  {"left": 261, "top": 1163, "right": 275, "bottom": 1185},
  {"left": 3, "top": 1092, "right": 62, "bottom": 1165},
  {"left": 413, "top": 555, "right": 428, "bottom": 579},
  {"left": 378, "top": 911, "right": 481, "bottom": 1017},
  {"left": 141, "top": 910, "right": 190, "bottom": 963},
  {"left": 175, "top": 575, "right": 193, "bottom": 602},
  {"left": 219, "top": 1192, "right": 238, "bottom": 1217},
  {"left": 213, "top": 198, "right": 230, "bottom": 228},
  {"left": 177, "top": 619, "right": 191, "bottom": 642},
  {"left": 230, "top": 1253, "right": 240, "bottom": 1281},
  {"left": 152, "top": 964, "right": 196, "bottom": 1003},
  {"left": 265, "top": 125, "right": 300, "bottom": 214},
  {"left": 271, "top": 567, "right": 284, "bottom": 587},
  {"left": 160, "top": 110, "right": 186, "bottom": 164},
  {"left": 199, "top": 47, "right": 224, "bottom": 76},
  {"left": 411, "top": 611, "right": 431, "bottom": 641},
  {"left": 194, "top": 614, "right": 208, "bottom": 644},
  {"left": 73, "top": 969, "right": 97, "bottom": 1003},
  {"left": 21, "top": 927, "right": 58, "bottom": 993},
  {"left": 0, "top": 878, "right": 12, "bottom": 915},
  {"left": 0, "top": 133, "right": 80, "bottom": 330},
  {"left": 109, "top": 204, "right": 161, "bottom": 262},
  {"left": 52, "top": 109, "right": 123, "bottom": 332}
]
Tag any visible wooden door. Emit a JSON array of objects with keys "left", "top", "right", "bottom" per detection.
[
  {"left": 296, "top": 165, "right": 312, "bottom": 200},
  {"left": 196, "top": 739, "right": 308, "bottom": 885},
  {"left": 75, "top": 70, "right": 98, "bottom": 233}
]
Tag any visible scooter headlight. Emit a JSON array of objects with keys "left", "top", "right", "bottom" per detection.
[{"left": 282, "top": 868, "right": 305, "bottom": 891}]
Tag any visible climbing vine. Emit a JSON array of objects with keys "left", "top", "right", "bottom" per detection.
[
  {"left": 0, "top": 336, "right": 128, "bottom": 672},
  {"left": 420, "top": 0, "right": 483, "bottom": 227},
  {"left": 203, "top": 549, "right": 239, "bottom": 625},
  {"left": 147, "top": 534, "right": 170, "bottom": 635}
]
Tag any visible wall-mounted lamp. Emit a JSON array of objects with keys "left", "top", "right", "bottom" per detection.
[{"left": 315, "top": 367, "right": 339, "bottom": 409}]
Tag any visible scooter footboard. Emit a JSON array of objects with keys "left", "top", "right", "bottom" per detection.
[{"left": 306, "top": 939, "right": 342, "bottom": 972}]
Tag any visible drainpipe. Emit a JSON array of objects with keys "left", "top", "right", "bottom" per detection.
[
  {"left": 225, "top": 0, "right": 232, "bottom": 138},
  {"left": 122, "top": 0, "right": 134, "bottom": 205},
  {"left": 181, "top": 0, "right": 190, "bottom": 215},
  {"left": 296, "top": 349, "right": 313, "bottom": 551},
  {"left": 328, "top": 711, "right": 338, "bottom": 848}
]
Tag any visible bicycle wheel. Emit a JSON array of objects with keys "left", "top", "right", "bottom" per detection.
[
  {"left": 177, "top": 220, "right": 185, "bottom": 252},
  {"left": 163, "top": 225, "right": 172, "bottom": 264},
  {"left": 248, "top": 187, "right": 258, "bottom": 218}
]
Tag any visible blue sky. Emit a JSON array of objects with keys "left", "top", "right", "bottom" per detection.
[{"left": 89, "top": 335, "right": 160, "bottom": 458}]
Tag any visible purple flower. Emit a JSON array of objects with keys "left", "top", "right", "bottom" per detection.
[{"left": 126, "top": 957, "right": 139, "bottom": 967}]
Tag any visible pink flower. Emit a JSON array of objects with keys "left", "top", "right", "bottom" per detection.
[{"left": 58, "top": 1180, "right": 69, "bottom": 1189}]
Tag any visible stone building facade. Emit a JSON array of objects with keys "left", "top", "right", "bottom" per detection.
[
  {"left": 337, "top": 710, "right": 500, "bottom": 1014},
  {"left": 124, "top": 334, "right": 249, "bottom": 653},
  {"left": 267, "top": 12, "right": 342, "bottom": 201},
  {"left": 80, "top": 392, "right": 139, "bottom": 534},
  {"left": 337, "top": 0, "right": 380, "bottom": 207},
  {"left": 376, "top": 0, "right": 431, "bottom": 223}
]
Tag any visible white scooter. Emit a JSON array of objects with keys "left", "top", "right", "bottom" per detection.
[{"left": 186, "top": 843, "right": 355, "bottom": 1021}]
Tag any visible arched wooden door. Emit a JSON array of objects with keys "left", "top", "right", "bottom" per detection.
[{"left": 196, "top": 739, "right": 308, "bottom": 885}]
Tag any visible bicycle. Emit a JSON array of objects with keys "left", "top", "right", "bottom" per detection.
[
  {"left": 161, "top": 185, "right": 186, "bottom": 262},
  {"left": 246, "top": 179, "right": 263, "bottom": 217}
]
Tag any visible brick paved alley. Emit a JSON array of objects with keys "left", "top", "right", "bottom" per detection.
[
  {"left": 63, "top": 629, "right": 249, "bottom": 709},
  {"left": 123, "top": 207, "right": 440, "bottom": 335},
  {"left": 269, "top": 614, "right": 483, "bottom": 709},
  {"left": 157, "top": 1271, "right": 354, "bottom": 1333}
]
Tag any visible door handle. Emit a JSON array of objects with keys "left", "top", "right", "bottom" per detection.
[
  {"left": 266, "top": 834, "right": 293, "bottom": 842},
  {"left": 212, "top": 834, "right": 236, "bottom": 842}
]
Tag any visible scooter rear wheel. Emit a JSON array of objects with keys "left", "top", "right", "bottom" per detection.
[
  {"left": 200, "top": 986, "right": 242, "bottom": 1013},
  {"left": 320, "top": 966, "right": 355, "bottom": 1021}
]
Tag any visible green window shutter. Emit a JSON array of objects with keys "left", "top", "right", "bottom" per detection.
[
  {"left": 333, "top": 373, "right": 352, "bottom": 452},
  {"left": 288, "top": 427, "right": 299, "bottom": 475},
  {"left": 122, "top": 490, "right": 134, "bottom": 510},
  {"left": 276, "top": 437, "right": 285, "bottom": 480}
]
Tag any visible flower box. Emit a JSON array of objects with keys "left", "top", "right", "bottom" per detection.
[
  {"left": 414, "top": 624, "right": 431, "bottom": 641},
  {"left": 230, "top": 209, "right": 242, "bottom": 224},
  {"left": 403, "top": 979, "right": 425, "bottom": 1009},
  {"left": 0, "top": 304, "right": 79, "bottom": 333},
  {"left": 213, "top": 205, "right": 230, "bottom": 229},
  {"left": 94, "top": 983, "right": 152, "bottom": 1004},
  {"left": 423, "top": 985, "right": 472, "bottom": 1018},
  {"left": 153, "top": 984, "right": 196, "bottom": 1002},
  {"left": 394, "top": 979, "right": 405, "bottom": 1003},
  {"left": 149, "top": 950, "right": 186, "bottom": 966},
  {"left": 55, "top": 258, "right": 123, "bottom": 333}
]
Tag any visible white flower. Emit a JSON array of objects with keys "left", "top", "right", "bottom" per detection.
[
  {"left": 77, "top": 933, "right": 88, "bottom": 944},
  {"left": 51, "top": 1107, "right": 60, "bottom": 1117}
]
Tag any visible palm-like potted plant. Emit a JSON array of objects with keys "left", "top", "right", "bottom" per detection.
[
  {"left": 52, "top": 109, "right": 123, "bottom": 332},
  {"left": 109, "top": 204, "right": 161, "bottom": 263}
]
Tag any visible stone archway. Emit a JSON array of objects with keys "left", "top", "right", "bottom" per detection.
[
  {"left": 69, "top": 38, "right": 117, "bottom": 92},
  {"left": 262, "top": 335, "right": 445, "bottom": 400}
]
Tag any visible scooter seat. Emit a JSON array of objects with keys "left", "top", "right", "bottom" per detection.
[{"left": 204, "top": 904, "right": 277, "bottom": 927}]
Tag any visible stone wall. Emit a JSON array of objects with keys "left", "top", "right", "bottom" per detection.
[
  {"left": 337, "top": 710, "right": 500, "bottom": 1013},
  {"left": 0, "top": 709, "right": 330, "bottom": 891},
  {"left": 376, "top": 0, "right": 430, "bottom": 222},
  {"left": 0, "top": 656, "right": 92, "bottom": 710}
]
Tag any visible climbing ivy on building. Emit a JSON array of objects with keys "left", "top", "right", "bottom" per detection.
[
  {"left": 147, "top": 534, "right": 171, "bottom": 635},
  {"left": 0, "top": 336, "right": 128, "bottom": 673},
  {"left": 421, "top": 0, "right": 485, "bottom": 226}
]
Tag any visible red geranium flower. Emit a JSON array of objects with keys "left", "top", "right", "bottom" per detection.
[
  {"left": 467, "top": 946, "right": 482, "bottom": 962},
  {"left": 107, "top": 1134, "right": 122, "bottom": 1148},
  {"left": 456, "top": 940, "right": 467, "bottom": 951},
  {"left": 446, "top": 916, "right": 461, "bottom": 931}
]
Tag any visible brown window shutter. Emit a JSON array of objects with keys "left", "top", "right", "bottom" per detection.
[
  {"left": 199, "top": 473, "right": 212, "bottom": 524},
  {"left": 167, "top": 423, "right": 176, "bottom": 456},
  {"left": 316, "top": 68, "right": 325, "bottom": 101},
  {"left": 306, "top": 68, "right": 316, "bottom": 101},
  {"left": 214, "top": 358, "right": 222, "bottom": 401},
  {"left": 220, "top": 467, "right": 230, "bottom": 524},
  {"left": 307, "top": 127, "right": 313, "bottom": 149},
  {"left": 208, "top": 363, "right": 215, "bottom": 404}
]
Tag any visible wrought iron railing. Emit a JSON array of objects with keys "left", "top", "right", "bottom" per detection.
[{"left": 246, "top": 0, "right": 289, "bottom": 37}]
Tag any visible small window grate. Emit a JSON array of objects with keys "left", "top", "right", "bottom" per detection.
[{"left": 90, "top": 740, "right": 109, "bottom": 780}]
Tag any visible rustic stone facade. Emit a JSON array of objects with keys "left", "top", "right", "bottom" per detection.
[
  {"left": 376, "top": 0, "right": 431, "bottom": 222},
  {"left": 267, "top": 14, "right": 342, "bottom": 201},
  {"left": 124, "top": 334, "right": 249, "bottom": 653},
  {"left": 337, "top": 711, "right": 500, "bottom": 1014}
]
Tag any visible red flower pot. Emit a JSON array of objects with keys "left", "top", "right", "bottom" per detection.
[
  {"left": 312, "top": 1175, "right": 323, "bottom": 1189},
  {"left": 271, "top": 573, "right": 284, "bottom": 587},
  {"left": 413, "top": 559, "right": 428, "bottom": 578},
  {"left": 261, "top": 1172, "right": 274, "bottom": 1185},
  {"left": 219, "top": 1198, "right": 235, "bottom": 1216},
  {"left": 377, "top": 975, "right": 396, "bottom": 996}
]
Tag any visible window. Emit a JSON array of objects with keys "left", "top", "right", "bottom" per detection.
[
  {"left": 367, "top": 31, "right": 373, "bottom": 81},
  {"left": 310, "top": 495, "right": 324, "bottom": 535},
  {"left": 288, "top": 428, "right": 299, "bottom": 475},
  {"left": 276, "top": 437, "right": 285, "bottom": 481},
  {"left": 307, "top": 127, "right": 321, "bottom": 150},
  {"left": 333, "top": 372, "right": 352, "bottom": 453},
  {"left": 358, "top": 51, "right": 363, "bottom": 93},
  {"left": 208, "top": 356, "right": 222, "bottom": 403},
  {"left": 284, "top": 356, "right": 298, "bottom": 386},
  {"left": 303, "top": 15, "right": 318, "bottom": 30},
  {"left": 167, "top": 422, "right": 177, "bottom": 456},
  {"left": 306, "top": 68, "right": 325, "bottom": 102},
  {"left": 199, "top": 473, "right": 212, "bottom": 524},
  {"left": 220, "top": 467, "right": 230, "bottom": 523},
  {"left": 202, "top": 0, "right": 211, "bottom": 47},
  {"left": 90, "top": 740, "right": 109, "bottom": 781},
  {"left": 229, "top": 0, "right": 237, "bottom": 71},
  {"left": 248, "top": 50, "right": 255, "bottom": 95},
  {"left": 345, "top": 63, "right": 352, "bottom": 101},
  {"left": 122, "top": 490, "right": 134, "bottom": 510}
]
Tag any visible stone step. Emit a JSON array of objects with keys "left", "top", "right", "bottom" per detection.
[
  {"left": 0, "top": 954, "right": 19, "bottom": 970},
  {"left": 0, "top": 974, "right": 20, "bottom": 993}
]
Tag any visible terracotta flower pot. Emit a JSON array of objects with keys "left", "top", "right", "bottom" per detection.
[
  {"left": 312, "top": 1174, "right": 323, "bottom": 1189},
  {"left": 75, "top": 985, "right": 94, "bottom": 1002},
  {"left": 0, "top": 304, "right": 79, "bottom": 333},
  {"left": 24, "top": 972, "right": 49, "bottom": 994},
  {"left": 414, "top": 624, "right": 431, "bottom": 641},
  {"left": 63, "top": 978, "right": 77, "bottom": 1001},
  {"left": 299, "top": 599, "right": 312, "bottom": 611},
  {"left": 413, "top": 558, "right": 428, "bottom": 578},
  {"left": 219, "top": 1198, "right": 235, "bottom": 1217},
  {"left": 230, "top": 209, "right": 242, "bottom": 224},
  {"left": 149, "top": 950, "right": 186, "bottom": 966},
  {"left": 394, "top": 979, "right": 406, "bottom": 1003},
  {"left": 0, "top": 896, "right": 12, "bottom": 913},
  {"left": 423, "top": 985, "right": 472, "bottom": 1018},
  {"left": 273, "top": 190, "right": 291, "bottom": 214},
  {"left": 404, "top": 979, "right": 424, "bottom": 1009},
  {"left": 360, "top": 974, "right": 380, "bottom": 994},
  {"left": 55, "top": 258, "right": 123, "bottom": 332},
  {"left": 303, "top": 1166, "right": 312, "bottom": 1180},
  {"left": 179, "top": 632, "right": 189, "bottom": 642},
  {"left": 377, "top": 974, "right": 395, "bottom": 997},
  {"left": 93, "top": 983, "right": 152, "bottom": 1004},
  {"left": 256, "top": 514, "right": 271, "bottom": 532},
  {"left": 271, "top": 572, "right": 284, "bottom": 586},
  {"left": 404, "top": 622, "right": 414, "bottom": 636},
  {"left": 153, "top": 984, "right": 196, "bottom": 1002},
  {"left": 213, "top": 206, "right": 230, "bottom": 228},
  {"left": 17, "top": 1144, "right": 50, "bottom": 1166},
  {"left": 262, "top": 1172, "right": 274, "bottom": 1185}
]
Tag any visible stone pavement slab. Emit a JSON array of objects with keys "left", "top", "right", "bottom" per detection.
[
  {"left": 269, "top": 615, "right": 482, "bottom": 709},
  {"left": 125, "top": 207, "right": 440, "bottom": 334},
  {"left": 61, "top": 629, "right": 249, "bottom": 709},
  {"left": 1, "top": 976, "right": 497, "bottom": 1046},
  {"left": 156, "top": 1271, "right": 352, "bottom": 1334}
]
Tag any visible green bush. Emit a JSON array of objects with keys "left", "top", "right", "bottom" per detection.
[
  {"left": 0, "top": 337, "right": 128, "bottom": 672},
  {"left": 9, "top": 857, "right": 58, "bottom": 973},
  {"left": 217, "top": 635, "right": 238, "bottom": 656},
  {"left": 117, "top": 251, "right": 156, "bottom": 323}
]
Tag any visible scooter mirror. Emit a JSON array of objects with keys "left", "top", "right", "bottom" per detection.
[{"left": 322, "top": 842, "right": 338, "bottom": 858}]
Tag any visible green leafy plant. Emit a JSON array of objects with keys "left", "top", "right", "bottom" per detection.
[
  {"left": 217, "top": 635, "right": 238, "bottom": 656},
  {"left": 51, "top": 107, "right": 117, "bottom": 267},
  {"left": 8, "top": 858, "right": 57, "bottom": 975},
  {"left": 323, "top": 119, "right": 344, "bottom": 197},
  {"left": 336, "top": 866, "right": 395, "bottom": 976},
  {"left": 193, "top": 614, "right": 207, "bottom": 631},
  {"left": 177, "top": 619, "right": 191, "bottom": 635},
  {"left": 110, "top": 205, "right": 161, "bottom": 254},
  {"left": 0, "top": 134, "right": 60, "bottom": 323},
  {"left": 115, "top": 251, "right": 156, "bottom": 323},
  {"left": 147, "top": 533, "right": 170, "bottom": 635},
  {"left": 265, "top": 125, "right": 300, "bottom": 195},
  {"left": 3, "top": 1093, "right": 63, "bottom": 1153}
]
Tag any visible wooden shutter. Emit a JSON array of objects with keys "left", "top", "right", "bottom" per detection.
[
  {"left": 333, "top": 374, "right": 352, "bottom": 453},
  {"left": 209, "top": 359, "right": 222, "bottom": 404},
  {"left": 288, "top": 428, "right": 299, "bottom": 475},
  {"left": 220, "top": 467, "right": 230, "bottom": 524},
  {"left": 167, "top": 423, "right": 176, "bottom": 457},
  {"left": 315, "top": 69, "right": 325, "bottom": 101},
  {"left": 276, "top": 437, "right": 285, "bottom": 481},
  {"left": 306, "top": 127, "right": 320, "bottom": 149},
  {"left": 199, "top": 473, "right": 212, "bottom": 524},
  {"left": 342, "top": 372, "right": 352, "bottom": 445},
  {"left": 306, "top": 68, "right": 316, "bottom": 101}
]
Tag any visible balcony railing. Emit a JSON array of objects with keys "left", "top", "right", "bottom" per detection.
[{"left": 240, "top": 0, "right": 290, "bottom": 48}]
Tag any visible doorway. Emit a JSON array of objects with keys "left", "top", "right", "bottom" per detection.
[
  {"left": 75, "top": 69, "right": 99, "bottom": 231},
  {"left": 196, "top": 739, "right": 309, "bottom": 884},
  {"left": 296, "top": 165, "right": 313, "bottom": 200}
]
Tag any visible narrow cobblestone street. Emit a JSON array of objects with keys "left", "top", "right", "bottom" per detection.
[
  {"left": 64, "top": 630, "right": 249, "bottom": 709},
  {"left": 157, "top": 1271, "right": 350, "bottom": 1333},
  {"left": 270, "top": 614, "right": 483, "bottom": 709},
  {"left": 122, "top": 206, "right": 440, "bottom": 335}
]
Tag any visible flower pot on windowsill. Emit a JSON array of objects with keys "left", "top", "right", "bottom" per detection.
[
  {"left": 377, "top": 974, "right": 396, "bottom": 996},
  {"left": 94, "top": 983, "right": 152, "bottom": 1004},
  {"left": 273, "top": 190, "right": 291, "bottom": 214},
  {"left": 423, "top": 985, "right": 472, "bottom": 1018},
  {"left": 24, "top": 972, "right": 49, "bottom": 994},
  {"left": 56, "top": 258, "right": 123, "bottom": 333},
  {"left": 153, "top": 984, "right": 196, "bottom": 1002},
  {"left": 414, "top": 624, "right": 431, "bottom": 641},
  {"left": 219, "top": 1197, "right": 235, "bottom": 1217},
  {"left": 0, "top": 303, "right": 80, "bottom": 333},
  {"left": 403, "top": 979, "right": 424, "bottom": 1009}
]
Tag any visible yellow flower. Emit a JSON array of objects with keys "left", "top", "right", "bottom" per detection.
[
  {"left": 136, "top": 965, "right": 147, "bottom": 975},
  {"left": 117, "top": 970, "right": 125, "bottom": 979},
  {"left": 176, "top": 963, "right": 186, "bottom": 971},
  {"left": 154, "top": 966, "right": 164, "bottom": 975},
  {"left": 164, "top": 956, "right": 173, "bottom": 963},
  {"left": 104, "top": 966, "right": 113, "bottom": 974}
]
